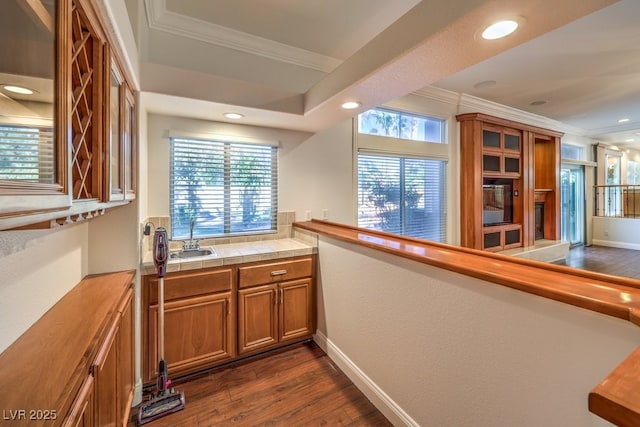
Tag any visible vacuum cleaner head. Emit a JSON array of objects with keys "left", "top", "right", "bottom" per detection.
[{"left": 137, "top": 389, "right": 186, "bottom": 425}]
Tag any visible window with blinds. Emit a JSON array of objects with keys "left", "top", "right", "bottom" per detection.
[
  {"left": 0, "top": 125, "right": 55, "bottom": 183},
  {"left": 357, "top": 153, "right": 447, "bottom": 242},
  {"left": 170, "top": 137, "right": 278, "bottom": 239}
]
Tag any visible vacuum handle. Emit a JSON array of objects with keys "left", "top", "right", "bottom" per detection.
[{"left": 153, "top": 227, "right": 169, "bottom": 278}]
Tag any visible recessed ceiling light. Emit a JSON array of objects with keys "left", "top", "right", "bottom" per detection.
[
  {"left": 530, "top": 100, "right": 547, "bottom": 106},
  {"left": 2, "top": 84, "right": 34, "bottom": 95},
  {"left": 223, "top": 112, "right": 243, "bottom": 119},
  {"left": 618, "top": 118, "right": 630, "bottom": 123},
  {"left": 341, "top": 101, "right": 361, "bottom": 110},
  {"left": 473, "top": 80, "right": 496, "bottom": 90},
  {"left": 482, "top": 20, "right": 519, "bottom": 40}
]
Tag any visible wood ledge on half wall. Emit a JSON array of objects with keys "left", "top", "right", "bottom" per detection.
[{"left": 293, "top": 219, "right": 640, "bottom": 427}]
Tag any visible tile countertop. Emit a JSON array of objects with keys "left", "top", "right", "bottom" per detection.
[{"left": 141, "top": 238, "right": 317, "bottom": 275}]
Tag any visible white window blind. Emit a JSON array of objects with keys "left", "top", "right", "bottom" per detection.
[
  {"left": 0, "top": 125, "right": 55, "bottom": 183},
  {"left": 358, "top": 153, "right": 447, "bottom": 242},
  {"left": 170, "top": 137, "right": 278, "bottom": 239}
]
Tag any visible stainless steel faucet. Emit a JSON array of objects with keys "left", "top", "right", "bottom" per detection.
[{"left": 182, "top": 218, "right": 200, "bottom": 251}]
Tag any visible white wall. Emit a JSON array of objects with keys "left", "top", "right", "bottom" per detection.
[
  {"left": 0, "top": 224, "right": 89, "bottom": 352},
  {"left": 88, "top": 201, "right": 139, "bottom": 273},
  {"left": 593, "top": 216, "right": 640, "bottom": 250},
  {"left": 144, "top": 113, "right": 355, "bottom": 224},
  {"left": 315, "top": 236, "right": 638, "bottom": 426},
  {"left": 279, "top": 119, "right": 354, "bottom": 224}
]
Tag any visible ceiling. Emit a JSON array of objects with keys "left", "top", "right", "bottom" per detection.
[{"left": 129, "top": 0, "right": 639, "bottom": 145}]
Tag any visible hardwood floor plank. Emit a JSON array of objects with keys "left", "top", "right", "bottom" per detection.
[
  {"left": 562, "top": 245, "right": 640, "bottom": 279},
  {"left": 131, "top": 342, "right": 390, "bottom": 426}
]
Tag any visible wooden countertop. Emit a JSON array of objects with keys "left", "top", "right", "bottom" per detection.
[
  {"left": 294, "top": 219, "right": 640, "bottom": 426},
  {"left": 0, "top": 270, "right": 135, "bottom": 426}
]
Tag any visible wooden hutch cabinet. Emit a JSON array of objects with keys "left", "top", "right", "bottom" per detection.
[{"left": 457, "top": 113, "right": 562, "bottom": 252}]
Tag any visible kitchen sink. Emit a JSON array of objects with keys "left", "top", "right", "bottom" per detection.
[{"left": 170, "top": 247, "right": 216, "bottom": 259}]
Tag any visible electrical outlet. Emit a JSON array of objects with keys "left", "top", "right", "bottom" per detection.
[
  {"left": 305, "top": 210, "right": 312, "bottom": 221},
  {"left": 322, "top": 209, "right": 329, "bottom": 220},
  {"left": 604, "top": 230, "right": 609, "bottom": 237}
]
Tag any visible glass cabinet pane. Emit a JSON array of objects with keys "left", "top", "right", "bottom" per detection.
[
  {"left": 483, "top": 154, "right": 500, "bottom": 172},
  {"left": 124, "top": 91, "right": 135, "bottom": 197},
  {"left": 109, "top": 68, "right": 122, "bottom": 195},
  {"left": 504, "top": 133, "right": 520, "bottom": 151},
  {"left": 482, "top": 130, "right": 500, "bottom": 148},
  {"left": 504, "top": 157, "right": 520, "bottom": 174}
]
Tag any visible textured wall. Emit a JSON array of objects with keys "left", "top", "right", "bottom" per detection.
[
  {"left": 315, "top": 236, "right": 637, "bottom": 426},
  {"left": 0, "top": 224, "right": 89, "bottom": 353}
]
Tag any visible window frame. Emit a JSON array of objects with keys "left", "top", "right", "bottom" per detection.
[
  {"left": 356, "top": 150, "right": 449, "bottom": 243},
  {"left": 355, "top": 106, "right": 450, "bottom": 243},
  {"left": 169, "top": 137, "right": 278, "bottom": 240},
  {"left": 358, "top": 107, "right": 447, "bottom": 144}
]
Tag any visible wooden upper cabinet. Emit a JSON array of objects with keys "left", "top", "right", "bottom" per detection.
[
  {"left": 481, "top": 124, "right": 522, "bottom": 177},
  {"left": 0, "top": 0, "right": 136, "bottom": 226},
  {"left": 105, "top": 54, "right": 135, "bottom": 201},
  {"left": 0, "top": 0, "right": 71, "bottom": 216},
  {"left": 457, "top": 112, "right": 563, "bottom": 250},
  {"left": 70, "top": 0, "right": 105, "bottom": 201}
]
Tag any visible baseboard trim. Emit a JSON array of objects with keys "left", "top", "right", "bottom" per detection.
[
  {"left": 313, "top": 331, "right": 418, "bottom": 427},
  {"left": 133, "top": 378, "right": 143, "bottom": 407},
  {"left": 592, "top": 239, "right": 640, "bottom": 251}
]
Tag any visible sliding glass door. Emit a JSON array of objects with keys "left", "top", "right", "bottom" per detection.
[{"left": 561, "top": 164, "right": 585, "bottom": 246}]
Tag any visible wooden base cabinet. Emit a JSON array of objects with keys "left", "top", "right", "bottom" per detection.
[
  {"left": 143, "top": 256, "right": 315, "bottom": 385},
  {"left": 149, "top": 292, "right": 235, "bottom": 379},
  {"left": 144, "top": 268, "right": 235, "bottom": 381},
  {"left": 238, "top": 279, "right": 313, "bottom": 354},
  {"left": 93, "top": 288, "right": 134, "bottom": 427},
  {"left": 238, "top": 258, "right": 314, "bottom": 355},
  {"left": 0, "top": 271, "right": 136, "bottom": 427}
]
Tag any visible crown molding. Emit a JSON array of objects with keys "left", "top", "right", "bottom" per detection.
[
  {"left": 96, "top": 0, "right": 140, "bottom": 90},
  {"left": 412, "top": 86, "right": 461, "bottom": 106},
  {"left": 414, "top": 86, "right": 588, "bottom": 137},
  {"left": 144, "top": 0, "right": 341, "bottom": 73}
]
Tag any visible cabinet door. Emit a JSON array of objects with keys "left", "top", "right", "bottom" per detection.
[
  {"left": 117, "top": 290, "right": 134, "bottom": 427},
  {"left": 63, "top": 375, "right": 94, "bottom": 427},
  {"left": 0, "top": 0, "right": 72, "bottom": 215},
  {"left": 123, "top": 87, "right": 136, "bottom": 200},
  {"left": 149, "top": 292, "right": 235, "bottom": 379},
  {"left": 279, "top": 279, "right": 313, "bottom": 343},
  {"left": 238, "top": 284, "right": 278, "bottom": 354},
  {"left": 107, "top": 59, "right": 124, "bottom": 201},
  {"left": 93, "top": 321, "right": 118, "bottom": 427}
]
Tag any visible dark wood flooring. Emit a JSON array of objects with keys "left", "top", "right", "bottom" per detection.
[
  {"left": 131, "top": 341, "right": 392, "bottom": 427},
  {"left": 561, "top": 245, "right": 640, "bottom": 279}
]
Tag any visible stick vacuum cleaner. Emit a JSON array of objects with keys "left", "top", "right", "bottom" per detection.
[{"left": 138, "top": 227, "right": 186, "bottom": 425}]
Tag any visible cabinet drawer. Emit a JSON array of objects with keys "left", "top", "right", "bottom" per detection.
[
  {"left": 238, "top": 258, "right": 313, "bottom": 288},
  {"left": 149, "top": 268, "right": 233, "bottom": 303}
]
